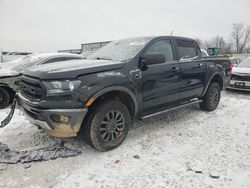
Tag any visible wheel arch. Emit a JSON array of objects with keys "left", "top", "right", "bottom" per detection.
[
  {"left": 89, "top": 86, "right": 138, "bottom": 117},
  {"left": 0, "top": 84, "right": 15, "bottom": 103},
  {"left": 201, "top": 73, "right": 224, "bottom": 97}
]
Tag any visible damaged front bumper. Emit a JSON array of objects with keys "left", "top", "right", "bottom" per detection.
[
  {"left": 227, "top": 80, "right": 250, "bottom": 91},
  {"left": 18, "top": 93, "right": 88, "bottom": 137}
]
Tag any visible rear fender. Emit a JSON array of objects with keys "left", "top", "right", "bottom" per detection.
[{"left": 201, "top": 73, "right": 224, "bottom": 97}]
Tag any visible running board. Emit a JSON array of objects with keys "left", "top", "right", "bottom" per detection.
[{"left": 141, "top": 99, "right": 202, "bottom": 120}]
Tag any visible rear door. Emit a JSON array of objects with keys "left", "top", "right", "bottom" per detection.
[
  {"left": 175, "top": 39, "right": 205, "bottom": 100},
  {"left": 141, "top": 38, "right": 182, "bottom": 111}
]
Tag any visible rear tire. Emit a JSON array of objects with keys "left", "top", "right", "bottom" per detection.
[
  {"left": 0, "top": 87, "right": 10, "bottom": 109},
  {"left": 199, "top": 82, "right": 221, "bottom": 111},
  {"left": 82, "top": 100, "right": 131, "bottom": 151}
]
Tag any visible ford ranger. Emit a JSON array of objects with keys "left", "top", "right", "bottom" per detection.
[{"left": 7, "top": 36, "right": 232, "bottom": 151}]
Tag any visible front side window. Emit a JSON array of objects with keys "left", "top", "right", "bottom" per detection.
[
  {"left": 43, "top": 56, "right": 82, "bottom": 65},
  {"left": 64, "top": 56, "right": 82, "bottom": 61},
  {"left": 43, "top": 57, "right": 66, "bottom": 64},
  {"left": 176, "top": 40, "right": 198, "bottom": 59},
  {"left": 144, "top": 39, "right": 174, "bottom": 63}
]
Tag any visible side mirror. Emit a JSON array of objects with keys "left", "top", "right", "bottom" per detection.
[{"left": 141, "top": 53, "right": 166, "bottom": 67}]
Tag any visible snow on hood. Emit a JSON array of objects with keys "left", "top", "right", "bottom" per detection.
[
  {"left": 25, "top": 59, "right": 125, "bottom": 80},
  {"left": 29, "top": 59, "right": 123, "bottom": 73},
  {"left": 0, "top": 62, "right": 20, "bottom": 77},
  {"left": 232, "top": 67, "right": 250, "bottom": 74}
]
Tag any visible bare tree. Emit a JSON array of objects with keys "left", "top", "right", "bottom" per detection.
[
  {"left": 223, "top": 42, "right": 233, "bottom": 54},
  {"left": 246, "top": 46, "right": 250, "bottom": 53},
  {"left": 203, "top": 36, "right": 231, "bottom": 53},
  {"left": 213, "top": 36, "right": 226, "bottom": 50},
  {"left": 240, "top": 25, "right": 250, "bottom": 53},
  {"left": 195, "top": 38, "right": 204, "bottom": 49},
  {"left": 232, "top": 23, "right": 250, "bottom": 53}
]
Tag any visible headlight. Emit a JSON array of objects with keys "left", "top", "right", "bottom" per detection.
[{"left": 43, "top": 80, "right": 81, "bottom": 95}]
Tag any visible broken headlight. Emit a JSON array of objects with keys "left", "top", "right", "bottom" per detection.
[{"left": 43, "top": 80, "right": 81, "bottom": 95}]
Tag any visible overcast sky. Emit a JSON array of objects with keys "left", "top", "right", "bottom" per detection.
[{"left": 0, "top": 0, "right": 249, "bottom": 52}]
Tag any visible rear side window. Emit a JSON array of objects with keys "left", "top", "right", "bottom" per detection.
[
  {"left": 43, "top": 57, "right": 66, "bottom": 64},
  {"left": 64, "top": 57, "right": 82, "bottom": 61},
  {"left": 176, "top": 40, "right": 198, "bottom": 60}
]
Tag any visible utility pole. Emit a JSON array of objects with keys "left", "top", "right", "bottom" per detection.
[{"left": 0, "top": 49, "right": 3, "bottom": 63}]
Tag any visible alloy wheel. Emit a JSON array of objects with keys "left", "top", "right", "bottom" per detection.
[{"left": 100, "top": 111, "right": 125, "bottom": 142}]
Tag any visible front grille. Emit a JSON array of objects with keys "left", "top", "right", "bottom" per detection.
[
  {"left": 21, "top": 76, "right": 45, "bottom": 100},
  {"left": 232, "top": 74, "right": 250, "bottom": 81}
]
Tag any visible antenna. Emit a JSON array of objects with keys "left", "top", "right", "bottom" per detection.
[{"left": 170, "top": 30, "right": 174, "bottom": 36}]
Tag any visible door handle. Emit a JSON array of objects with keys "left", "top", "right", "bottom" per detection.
[
  {"left": 172, "top": 66, "right": 179, "bottom": 73},
  {"left": 193, "top": 63, "right": 202, "bottom": 69}
]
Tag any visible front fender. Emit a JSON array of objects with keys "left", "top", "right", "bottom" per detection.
[
  {"left": 77, "top": 70, "right": 140, "bottom": 115},
  {"left": 91, "top": 86, "right": 139, "bottom": 115},
  {"left": 0, "top": 76, "right": 21, "bottom": 92}
]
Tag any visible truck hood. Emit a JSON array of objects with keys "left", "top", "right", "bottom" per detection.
[
  {"left": 0, "top": 62, "right": 20, "bottom": 78},
  {"left": 232, "top": 67, "right": 250, "bottom": 75},
  {"left": 24, "top": 59, "right": 126, "bottom": 80}
]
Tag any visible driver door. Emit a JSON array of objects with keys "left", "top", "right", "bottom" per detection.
[{"left": 141, "top": 39, "right": 182, "bottom": 111}]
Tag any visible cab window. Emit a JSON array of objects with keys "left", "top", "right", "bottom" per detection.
[
  {"left": 43, "top": 57, "right": 66, "bottom": 64},
  {"left": 176, "top": 40, "right": 198, "bottom": 59},
  {"left": 144, "top": 40, "right": 174, "bottom": 63},
  {"left": 42, "top": 57, "right": 81, "bottom": 65}
]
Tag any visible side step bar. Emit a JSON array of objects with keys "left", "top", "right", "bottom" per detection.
[{"left": 141, "top": 99, "right": 202, "bottom": 120}]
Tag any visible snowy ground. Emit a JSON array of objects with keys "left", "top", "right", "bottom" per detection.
[{"left": 0, "top": 91, "right": 250, "bottom": 188}]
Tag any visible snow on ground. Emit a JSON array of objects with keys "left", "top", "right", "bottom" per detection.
[{"left": 0, "top": 91, "right": 250, "bottom": 188}]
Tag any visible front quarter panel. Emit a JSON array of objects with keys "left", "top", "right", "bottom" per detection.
[
  {"left": 76, "top": 61, "right": 141, "bottom": 112},
  {"left": 0, "top": 76, "right": 21, "bottom": 92}
]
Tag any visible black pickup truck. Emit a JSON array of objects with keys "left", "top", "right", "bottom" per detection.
[{"left": 14, "top": 36, "right": 232, "bottom": 151}]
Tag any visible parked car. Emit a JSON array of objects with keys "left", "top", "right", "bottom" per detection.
[
  {"left": 230, "top": 57, "right": 242, "bottom": 67},
  {"left": 7, "top": 36, "right": 231, "bottom": 151},
  {"left": 228, "top": 57, "right": 250, "bottom": 91},
  {"left": 0, "top": 53, "right": 83, "bottom": 109}
]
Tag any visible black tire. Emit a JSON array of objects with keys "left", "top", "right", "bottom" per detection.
[
  {"left": 199, "top": 82, "right": 221, "bottom": 111},
  {"left": 0, "top": 87, "right": 10, "bottom": 109},
  {"left": 82, "top": 100, "right": 131, "bottom": 151}
]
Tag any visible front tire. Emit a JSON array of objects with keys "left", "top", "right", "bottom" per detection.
[
  {"left": 199, "top": 82, "right": 221, "bottom": 111},
  {"left": 82, "top": 100, "right": 131, "bottom": 151},
  {"left": 0, "top": 87, "right": 10, "bottom": 109}
]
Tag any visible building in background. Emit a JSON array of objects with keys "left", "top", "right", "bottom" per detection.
[
  {"left": 58, "top": 49, "right": 82, "bottom": 54},
  {"left": 58, "top": 41, "right": 111, "bottom": 55},
  {"left": 81, "top": 41, "right": 110, "bottom": 52},
  {"left": 0, "top": 51, "right": 32, "bottom": 62}
]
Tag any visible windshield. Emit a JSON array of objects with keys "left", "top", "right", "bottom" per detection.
[
  {"left": 87, "top": 37, "right": 153, "bottom": 62},
  {"left": 12, "top": 55, "right": 48, "bottom": 72},
  {"left": 238, "top": 58, "right": 250, "bottom": 68},
  {"left": 7, "top": 54, "right": 33, "bottom": 64}
]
